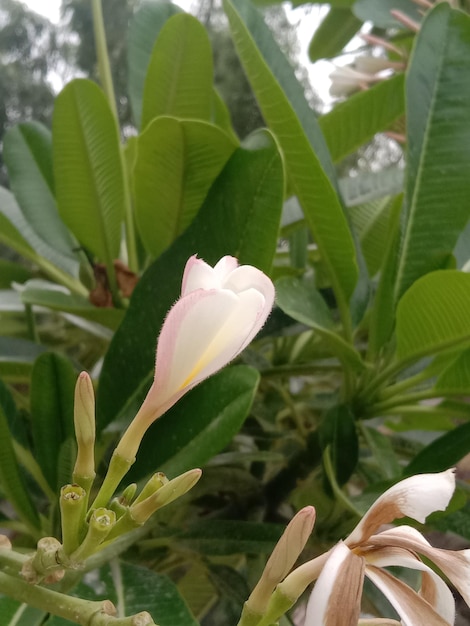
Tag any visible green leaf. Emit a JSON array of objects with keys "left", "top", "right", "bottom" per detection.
[
  {"left": 141, "top": 13, "right": 213, "bottom": 129},
  {"left": 3, "top": 122, "right": 77, "bottom": 260},
  {"left": 319, "top": 74, "right": 405, "bottom": 164},
  {"left": 353, "top": 0, "right": 422, "bottom": 29},
  {"left": 319, "top": 404, "right": 358, "bottom": 485},
  {"left": 404, "top": 422, "right": 470, "bottom": 475},
  {"left": 129, "top": 365, "right": 258, "bottom": 481},
  {"left": 223, "top": 0, "right": 358, "bottom": 308},
  {"left": 435, "top": 348, "right": 470, "bottom": 392},
  {"left": 0, "top": 260, "right": 33, "bottom": 288},
  {"left": 0, "top": 187, "right": 79, "bottom": 279},
  {"left": 53, "top": 79, "right": 125, "bottom": 264},
  {"left": 308, "top": 7, "right": 363, "bottom": 62},
  {"left": 0, "top": 600, "right": 45, "bottom": 626},
  {"left": 97, "top": 131, "right": 283, "bottom": 429},
  {"left": 45, "top": 562, "right": 198, "bottom": 626},
  {"left": 127, "top": 0, "right": 182, "bottom": 129},
  {"left": 0, "top": 380, "right": 39, "bottom": 530},
  {"left": 275, "top": 276, "right": 365, "bottom": 371},
  {"left": 395, "top": 270, "right": 470, "bottom": 364},
  {"left": 21, "top": 281, "right": 123, "bottom": 331},
  {"left": 178, "top": 519, "right": 283, "bottom": 555},
  {"left": 395, "top": 4, "right": 470, "bottom": 298},
  {"left": 30, "top": 353, "right": 76, "bottom": 490},
  {"left": 134, "top": 117, "right": 237, "bottom": 258}
]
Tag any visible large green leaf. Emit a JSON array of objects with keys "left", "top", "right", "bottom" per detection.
[
  {"left": 30, "top": 353, "right": 76, "bottom": 491},
  {"left": 45, "top": 562, "right": 198, "bottom": 626},
  {"left": 0, "top": 380, "right": 39, "bottom": 530},
  {"left": 53, "top": 79, "right": 125, "bottom": 265},
  {"left": 308, "top": 7, "right": 362, "bottom": 62},
  {"left": 129, "top": 366, "right": 259, "bottom": 481},
  {"left": 395, "top": 4, "right": 470, "bottom": 298},
  {"left": 134, "top": 117, "right": 237, "bottom": 258},
  {"left": 223, "top": 0, "right": 358, "bottom": 309},
  {"left": 0, "top": 600, "right": 45, "bottom": 626},
  {"left": 97, "top": 131, "right": 283, "bottom": 429},
  {"left": 395, "top": 270, "right": 470, "bottom": 364},
  {"left": 0, "top": 187, "right": 79, "bottom": 279},
  {"left": 3, "top": 122, "right": 77, "bottom": 260},
  {"left": 319, "top": 404, "right": 358, "bottom": 486},
  {"left": 141, "top": 13, "right": 213, "bottom": 130},
  {"left": 127, "top": 0, "right": 182, "bottom": 128},
  {"left": 275, "top": 276, "right": 365, "bottom": 371},
  {"left": 319, "top": 74, "right": 405, "bottom": 164},
  {"left": 435, "top": 348, "right": 470, "bottom": 393}
]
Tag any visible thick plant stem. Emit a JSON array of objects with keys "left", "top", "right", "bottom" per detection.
[{"left": 91, "top": 0, "right": 118, "bottom": 120}]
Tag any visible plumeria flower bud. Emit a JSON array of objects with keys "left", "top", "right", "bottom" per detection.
[
  {"left": 245, "top": 506, "right": 316, "bottom": 617},
  {"left": 116, "top": 255, "right": 275, "bottom": 463},
  {"left": 72, "top": 372, "right": 96, "bottom": 487}
]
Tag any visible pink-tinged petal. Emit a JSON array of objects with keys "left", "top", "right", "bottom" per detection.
[
  {"left": 223, "top": 265, "right": 276, "bottom": 303},
  {"left": 181, "top": 256, "right": 221, "bottom": 296},
  {"left": 213, "top": 255, "right": 239, "bottom": 281},
  {"left": 346, "top": 470, "right": 455, "bottom": 547},
  {"left": 365, "top": 565, "right": 451, "bottom": 626},
  {"left": 364, "top": 546, "right": 455, "bottom": 624},
  {"left": 304, "top": 542, "right": 364, "bottom": 626},
  {"left": 368, "top": 525, "right": 470, "bottom": 607}
]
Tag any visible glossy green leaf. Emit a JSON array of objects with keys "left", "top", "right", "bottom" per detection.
[
  {"left": 353, "top": 0, "right": 422, "bottom": 28},
  {"left": 30, "top": 353, "right": 76, "bottom": 490},
  {"left": 3, "top": 122, "right": 77, "bottom": 260},
  {"left": 53, "top": 79, "right": 125, "bottom": 264},
  {"left": 319, "top": 74, "right": 405, "bottom": 164},
  {"left": 97, "top": 131, "right": 283, "bottom": 429},
  {"left": 404, "top": 422, "right": 470, "bottom": 475},
  {"left": 0, "top": 380, "right": 39, "bottom": 529},
  {"left": 309, "top": 7, "right": 362, "bottom": 62},
  {"left": 395, "top": 4, "right": 470, "bottom": 298},
  {"left": 223, "top": 0, "right": 358, "bottom": 307},
  {"left": 436, "top": 348, "right": 470, "bottom": 393},
  {"left": 21, "top": 281, "right": 123, "bottom": 331},
  {"left": 275, "top": 276, "right": 365, "bottom": 371},
  {"left": 45, "top": 562, "right": 198, "bottom": 626},
  {"left": 141, "top": 13, "right": 213, "bottom": 129},
  {"left": 319, "top": 404, "right": 358, "bottom": 486},
  {"left": 0, "top": 187, "right": 79, "bottom": 279},
  {"left": 134, "top": 117, "right": 237, "bottom": 258},
  {"left": 395, "top": 271, "right": 470, "bottom": 364},
  {"left": 0, "top": 260, "right": 33, "bottom": 288},
  {"left": 127, "top": 0, "right": 182, "bottom": 128},
  {"left": 129, "top": 365, "right": 259, "bottom": 481}
]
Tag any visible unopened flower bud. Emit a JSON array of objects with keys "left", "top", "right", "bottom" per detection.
[{"left": 73, "top": 372, "right": 96, "bottom": 488}]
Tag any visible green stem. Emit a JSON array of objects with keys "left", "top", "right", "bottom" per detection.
[
  {"left": 89, "top": 452, "right": 133, "bottom": 513},
  {"left": 24, "top": 303, "right": 39, "bottom": 343},
  {"left": 378, "top": 368, "right": 434, "bottom": 400},
  {"left": 120, "top": 148, "right": 138, "bottom": 273},
  {"left": 323, "top": 447, "right": 362, "bottom": 518},
  {"left": 261, "top": 362, "right": 342, "bottom": 378},
  {"left": 370, "top": 388, "right": 462, "bottom": 415},
  {"left": 91, "top": 0, "right": 117, "bottom": 120}
]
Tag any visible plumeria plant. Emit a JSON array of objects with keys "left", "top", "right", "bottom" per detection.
[{"left": 2, "top": 0, "right": 470, "bottom": 624}]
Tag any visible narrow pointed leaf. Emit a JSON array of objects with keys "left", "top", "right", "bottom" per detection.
[
  {"left": 396, "top": 4, "right": 470, "bottom": 298},
  {"left": 128, "top": 0, "right": 182, "bottom": 128},
  {"left": 320, "top": 404, "right": 358, "bottom": 486},
  {"left": 404, "top": 422, "right": 470, "bottom": 475},
  {"left": 223, "top": 0, "right": 358, "bottom": 305},
  {"left": 97, "top": 131, "right": 283, "bottom": 429},
  {"left": 30, "top": 353, "right": 76, "bottom": 490},
  {"left": 134, "top": 117, "right": 237, "bottom": 258},
  {"left": 395, "top": 270, "right": 470, "bottom": 363},
  {"left": 141, "top": 13, "right": 213, "bottom": 129},
  {"left": 308, "top": 7, "right": 362, "bottom": 62},
  {"left": 0, "top": 380, "right": 39, "bottom": 529},
  {"left": 53, "top": 79, "right": 125, "bottom": 264},
  {"left": 3, "top": 122, "right": 77, "bottom": 260},
  {"left": 319, "top": 74, "right": 405, "bottom": 164}
]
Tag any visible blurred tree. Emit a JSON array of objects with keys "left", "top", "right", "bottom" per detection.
[{"left": 0, "top": 0, "right": 60, "bottom": 185}]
